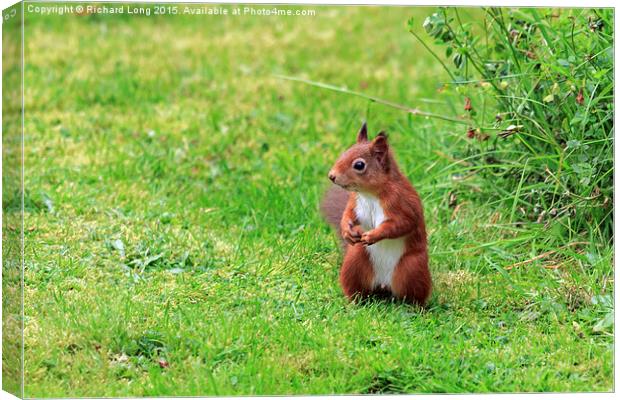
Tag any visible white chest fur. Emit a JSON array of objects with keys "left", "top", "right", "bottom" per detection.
[{"left": 355, "top": 193, "right": 406, "bottom": 289}]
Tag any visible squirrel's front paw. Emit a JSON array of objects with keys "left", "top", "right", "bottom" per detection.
[
  {"left": 360, "top": 230, "right": 380, "bottom": 246},
  {"left": 342, "top": 223, "right": 363, "bottom": 245}
]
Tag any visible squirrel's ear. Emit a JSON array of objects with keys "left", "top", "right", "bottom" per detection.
[
  {"left": 356, "top": 122, "right": 368, "bottom": 143},
  {"left": 371, "top": 132, "right": 389, "bottom": 169}
]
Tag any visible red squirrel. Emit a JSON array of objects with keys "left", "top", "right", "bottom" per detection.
[{"left": 321, "top": 122, "right": 431, "bottom": 305}]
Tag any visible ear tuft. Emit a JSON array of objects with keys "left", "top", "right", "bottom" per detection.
[
  {"left": 356, "top": 122, "right": 368, "bottom": 143},
  {"left": 372, "top": 134, "right": 388, "bottom": 152},
  {"left": 372, "top": 132, "right": 390, "bottom": 170}
]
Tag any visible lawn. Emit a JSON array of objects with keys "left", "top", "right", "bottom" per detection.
[{"left": 8, "top": 3, "right": 614, "bottom": 396}]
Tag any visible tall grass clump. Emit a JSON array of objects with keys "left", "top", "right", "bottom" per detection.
[{"left": 415, "top": 8, "right": 613, "bottom": 242}]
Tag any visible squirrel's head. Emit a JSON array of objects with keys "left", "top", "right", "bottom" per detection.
[{"left": 328, "top": 122, "right": 393, "bottom": 193}]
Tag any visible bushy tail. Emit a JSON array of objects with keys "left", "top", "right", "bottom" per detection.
[{"left": 320, "top": 185, "right": 349, "bottom": 233}]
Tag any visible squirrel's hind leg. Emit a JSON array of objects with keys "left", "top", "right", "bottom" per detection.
[
  {"left": 339, "top": 244, "right": 375, "bottom": 301},
  {"left": 391, "top": 251, "right": 432, "bottom": 306}
]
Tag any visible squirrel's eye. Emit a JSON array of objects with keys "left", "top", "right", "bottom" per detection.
[{"left": 353, "top": 160, "right": 366, "bottom": 171}]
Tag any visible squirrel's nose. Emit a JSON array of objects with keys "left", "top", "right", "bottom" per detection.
[{"left": 328, "top": 173, "right": 336, "bottom": 183}]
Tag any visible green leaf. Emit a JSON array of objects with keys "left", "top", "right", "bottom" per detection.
[
  {"left": 557, "top": 59, "right": 570, "bottom": 67},
  {"left": 110, "top": 239, "right": 125, "bottom": 258},
  {"left": 593, "top": 312, "right": 613, "bottom": 333}
]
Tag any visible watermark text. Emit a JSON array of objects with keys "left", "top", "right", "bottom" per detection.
[{"left": 25, "top": 4, "right": 316, "bottom": 17}]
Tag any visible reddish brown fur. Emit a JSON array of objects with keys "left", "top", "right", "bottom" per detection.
[
  {"left": 321, "top": 122, "right": 431, "bottom": 306},
  {"left": 320, "top": 185, "right": 350, "bottom": 238}
]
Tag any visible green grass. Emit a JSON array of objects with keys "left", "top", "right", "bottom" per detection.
[{"left": 12, "top": 4, "right": 613, "bottom": 396}]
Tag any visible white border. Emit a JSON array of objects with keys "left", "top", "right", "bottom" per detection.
[
  {"left": 0, "top": 1, "right": 616, "bottom": 400},
  {"left": 1, "top": 0, "right": 618, "bottom": 8}
]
